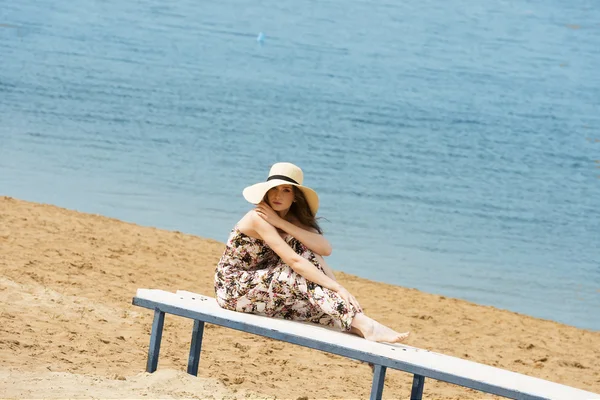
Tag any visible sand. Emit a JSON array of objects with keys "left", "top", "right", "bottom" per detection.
[{"left": 1, "top": 196, "right": 599, "bottom": 399}]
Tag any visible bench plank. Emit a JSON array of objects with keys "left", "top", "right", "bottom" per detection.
[{"left": 133, "top": 289, "right": 599, "bottom": 400}]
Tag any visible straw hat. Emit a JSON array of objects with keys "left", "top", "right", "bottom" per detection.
[{"left": 243, "top": 162, "right": 319, "bottom": 215}]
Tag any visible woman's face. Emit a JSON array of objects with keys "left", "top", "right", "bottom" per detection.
[{"left": 267, "top": 184, "right": 295, "bottom": 212}]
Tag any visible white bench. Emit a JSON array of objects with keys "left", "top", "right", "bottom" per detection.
[{"left": 132, "top": 289, "right": 599, "bottom": 400}]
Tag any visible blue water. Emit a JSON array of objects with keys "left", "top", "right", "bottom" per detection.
[{"left": 1, "top": 0, "right": 599, "bottom": 330}]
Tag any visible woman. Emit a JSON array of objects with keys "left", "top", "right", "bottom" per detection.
[{"left": 214, "top": 162, "right": 409, "bottom": 343}]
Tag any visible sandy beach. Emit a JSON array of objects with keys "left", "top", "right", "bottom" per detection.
[{"left": 1, "top": 196, "right": 599, "bottom": 399}]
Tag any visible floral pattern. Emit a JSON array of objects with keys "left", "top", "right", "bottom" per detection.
[{"left": 214, "top": 226, "right": 357, "bottom": 331}]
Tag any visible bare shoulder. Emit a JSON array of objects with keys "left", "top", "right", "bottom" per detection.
[
  {"left": 236, "top": 210, "right": 264, "bottom": 238},
  {"left": 237, "top": 209, "right": 274, "bottom": 239}
]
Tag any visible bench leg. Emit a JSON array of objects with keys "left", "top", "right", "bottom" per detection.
[
  {"left": 370, "top": 365, "right": 387, "bottom": 400},
  {"left": 146, "top": 309, "right": 165, "bottom": 373},
  {"left": 411, "top": 374, "right": 425, "bottom": 400},
  {"left": 187, "top": 320, "right": 205, "bottom": 376}
]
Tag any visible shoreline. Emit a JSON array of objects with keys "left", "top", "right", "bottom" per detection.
[
  {"left": 1, "top": 196, "right": 599, "bottom": 399},
  {"left": 7, "top": 193, "right": 596, "bottom": 334}
]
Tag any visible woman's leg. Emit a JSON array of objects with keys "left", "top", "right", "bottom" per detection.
[
  {"left": 313, "top": 254, "right": 336, "bottom": 281},
  {"left": 350, "top": 313, "right": 410, "bottom": 343},
  {"left": 285, "top": 237, "right": 409, "bottom": 342},
  {"left": 265, "top": 237, "right": 357, "bottom": 331}
]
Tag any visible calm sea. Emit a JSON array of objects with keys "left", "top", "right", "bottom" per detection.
[{"left": 1, "top": 0, "right": 599, "bottom": 330}]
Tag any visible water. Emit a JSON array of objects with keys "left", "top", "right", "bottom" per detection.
[{"left": 1, "top": 0, "right": 599, "bottom": 330}]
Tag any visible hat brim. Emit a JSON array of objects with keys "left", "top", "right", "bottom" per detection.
[{"left": 243, "top": 179, "right": 319, "bottom": 216}]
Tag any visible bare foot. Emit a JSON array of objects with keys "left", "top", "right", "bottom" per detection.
[{"left": 363, "top": 318, "right": 410, "bottom": 344}]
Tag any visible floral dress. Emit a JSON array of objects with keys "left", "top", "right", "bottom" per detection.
[{"left": 214, "top": 226, "right": 357, "bottom": 332}]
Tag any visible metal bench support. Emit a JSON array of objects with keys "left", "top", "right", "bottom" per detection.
[
  {"left": 146, "top": 309, "right": 165, "bottom": 373},
  {"left": 411, "top": 374, "right": 425, "bottom": 400},
  {"left": 187, "top": 320, "right": 205, "bottom": 376},
  {"left": 370, "top": 364, "right": 387, "bottom": 400}
]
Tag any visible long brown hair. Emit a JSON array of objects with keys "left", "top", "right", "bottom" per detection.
[
  {"left": 263, "top": 186, "right": 323, "bottom": 234},
  {"left": 290, "top": 187, "right": 323, "bottom": 234}
]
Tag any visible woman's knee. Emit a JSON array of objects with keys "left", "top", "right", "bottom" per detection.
[
  {"left": 287, "top": 237, "right": 313, "bottom": 258},
  {"left": 286, "top": 238, "right": 324, "bottom": 272}
]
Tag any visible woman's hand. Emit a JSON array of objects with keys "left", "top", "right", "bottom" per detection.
[
  {"left": 335, "top": 286, "right": 363, "bottom": 313},
  {"left": 255, "top": 202, "right": 284, "bottom": 228}
]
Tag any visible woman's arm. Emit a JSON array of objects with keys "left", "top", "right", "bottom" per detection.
[
  {"left": 250, "top": 211, "right": 360, "bottom": 312},
  {"left": 314, "top": 254, "right": 337, "bottom": 281},
  {"left": 255, "top": 202, "right": 332, "bottom": 256},
  {"left": 250, "top": 211, "right": 338, "bottom": 290},
  {"left": 278, "top": 220, "right": 332, "bottom": 256}
]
